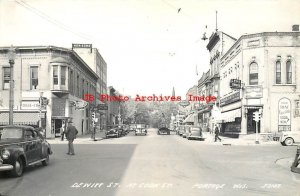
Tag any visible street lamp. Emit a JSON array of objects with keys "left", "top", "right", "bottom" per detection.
[{"left": 8, "top": 46, "right": 16, "bottom": 125}]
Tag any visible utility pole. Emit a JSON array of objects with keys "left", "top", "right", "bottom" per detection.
[{"left": 8, "top": 46, "right": 15, "bottom": 125}]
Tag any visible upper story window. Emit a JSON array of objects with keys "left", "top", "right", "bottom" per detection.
[
  {"left": 3, "top": 67, "right": 10, "bottom": 90},
  {"left": 286, "top": 60, "right": 292, "bottom": 84},
  {"left": 275, "top": 61, "right": 281, "bottom": 84},
  {"left": 249, "top": 62, "right": 258, "bottom": 85},
  {"left": 30, "top": 66, "right": 38, "bottom": 90},
  {"left": 53, "top": 66, "right": 58, "bottom": 85},
  {"left": 61, "top": 66, "right": 66, "bottom": 86}
]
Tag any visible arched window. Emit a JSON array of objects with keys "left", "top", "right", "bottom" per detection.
[
  {"left": 286, "top": 60, "right": 292, "bottom": 84},
  {"left": 275, "top": 61, "right": 281, "bottom": 84},
  {"left": 249, "top": 62, "right": 258, "bottom": 85}
]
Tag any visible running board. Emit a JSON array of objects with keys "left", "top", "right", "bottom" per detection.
[{"left": 28, "top": 158, "right": 46, "bottom": 166}]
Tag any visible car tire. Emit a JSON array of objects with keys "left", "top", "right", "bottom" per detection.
[
  {"left": 11, "top": 157, "right": 24, "bottom": 177},
  {"left": 42, "top": 153, "right": 50, "bottom": 166},
  {"left": 280, "top": 142, "right": 286, "bottom": 146},
  {"left": 284, "top": 137, "right": 294, "bottom": 146}
]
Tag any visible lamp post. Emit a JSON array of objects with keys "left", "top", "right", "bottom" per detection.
[{"left": 8, "top": 46, "right": 16, "bottom": 125}]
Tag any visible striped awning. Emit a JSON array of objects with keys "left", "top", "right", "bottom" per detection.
[{"left": 0, "top": 112, "right": 40, "bottom": 125}]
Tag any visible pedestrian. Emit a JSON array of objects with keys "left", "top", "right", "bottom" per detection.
[
  {"left": 214, "top": 124, "right": 222, "bottom": 142},
  {"left": 60, "top": 127, "right": 65, "bottom": 141},
  {"left": 65, "top": 121, "right": 78, "bottom": 155}
]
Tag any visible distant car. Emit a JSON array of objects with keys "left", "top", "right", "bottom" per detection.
[
  {"left": 186, "top": 127, "right": 204, "bottom": 140},
  {"left": 157, "top": 127, "right": 170, "bottom": 135},
  {"left": 0, "top": 125, "right": 52, "bottom": 177},
  {"left": 280, "top": 131, "right": 300, "bottom": 146},
  {"left": 135, "top": 124, "right": 147, "bottom": 136},
  {"left": 182, "top": 126, "right": 191, "bottom": 138},
  {"left": 105, "top": 126, "right": 119, "bottom": 138}
]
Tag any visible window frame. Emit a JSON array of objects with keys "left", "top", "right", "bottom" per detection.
[
  {"left": 2, "top": 67, "right": 10, "bottom": 90},
  {"left": 275, "top": 60, "right": 281, "bottom": 84},
  {"left": 286, "top": 60, "right": 292, "bottom": 84},
  {"left": 30, "top": 66, "right": 39, "bottom": 90},
  {"left": 249, "top": 62, "right": 258, "bottom": 85}
]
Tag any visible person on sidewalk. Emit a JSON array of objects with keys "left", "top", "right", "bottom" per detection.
[
  {"left": 65, "top": 121, "right": 78, "bottom": 155},
  {"left": 214, "top": 124, "right": 222, "bottom": 142},
  {"left": 60, "top": 126, "right": 65, "bottom": 141}
]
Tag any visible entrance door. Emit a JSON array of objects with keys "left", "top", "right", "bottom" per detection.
[
  {"left": 54, "top": 119, "right": 62, "bottom": 137},
  {"left": 247, "top": 109, "right": 261, "bottom": 134}
]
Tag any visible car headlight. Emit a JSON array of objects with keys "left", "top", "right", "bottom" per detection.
[{"left": 2, "top": 149, "right": 10, "bottom": 159}]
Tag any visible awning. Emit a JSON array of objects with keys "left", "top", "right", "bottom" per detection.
[
  {"left": 221, "top": 108, "right": 241, "bottom": 123},
  {"left": 0, "top": 112, "right": 40, "bottom": 125},
  {"left": 182, "top": 113, "right": 197, "bottom": 124}
]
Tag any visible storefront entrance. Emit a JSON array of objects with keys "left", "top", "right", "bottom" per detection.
[
  {"left": 247, "top": 109, "right": 261, "bottom": 134},
  {"left": 52, "top": 118, "right": 67, "bottom": 138}
]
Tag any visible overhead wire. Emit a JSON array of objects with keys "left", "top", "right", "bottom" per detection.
[{"left": 14, "top": 0, "right": 96, "bottom": 43}]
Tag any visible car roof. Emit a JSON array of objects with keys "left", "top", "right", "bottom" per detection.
[{"left": 0, "top": 125, "right": 35, "bottom": 130}]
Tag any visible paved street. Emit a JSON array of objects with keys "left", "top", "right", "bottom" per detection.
[{"left": 0, "top": 128, "right": 299, "bottom": 196}]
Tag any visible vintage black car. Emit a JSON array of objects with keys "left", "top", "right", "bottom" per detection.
[
  {"left": 0, "top": 125, "right": 52, "bottom": 177},
  {"left": 105, "top": 126, "right": 120, "bottom": 138}
]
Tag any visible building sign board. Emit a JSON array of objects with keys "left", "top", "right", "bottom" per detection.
[
  {"left": 245, "top": 86, "right": 263, "bottom": 99},
  {"left": 96, "top": 104, "right": 108, "bottom": 111},
  {"left": 230, "top": 79, "right": 242, "bottom": 89},
  {"left": 21, "top": 101, "right": 40, "bottom": 110},
  {"left": 278, "top": 98, "right": 291, "bottom": 132},
  {"left": 72, "top": 44, "right": 92, "bottom": 49},
  {"left": 220, "top": 91, "right": 241, "bottom": 106}
]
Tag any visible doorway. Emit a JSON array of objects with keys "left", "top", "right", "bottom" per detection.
[
  {"left": 54, "top": 119, "right": 62, "bottom": 137},
  {"left": 247, "top": 109, "right": 261, "bottom": 134}
]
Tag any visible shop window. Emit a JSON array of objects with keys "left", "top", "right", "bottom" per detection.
[
  {"left": 53, "top": 66, "right": 58, "bottom": 85},
  {"left": 249, "top": 62, "right": 258, "bottom": 85},
  {"left": 275, "top": 61, "right": 281, "bottom": 84},
  {"left": 30, "top": 66, "right": 38, "bottom": 90},
  {"left": 286, "top": 60, "right": 292, "bottom": 84},
  {"left": 3, "top": 67, "right": 10, "bottom": 90}
]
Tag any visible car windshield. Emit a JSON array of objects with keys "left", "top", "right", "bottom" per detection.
[{"left": 0, "top": 127, "right": 23, "bottom": 139}]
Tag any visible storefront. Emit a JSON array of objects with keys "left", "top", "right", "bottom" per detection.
[{"left": 220, "top": 91, "right": 242, "bottom": 136}]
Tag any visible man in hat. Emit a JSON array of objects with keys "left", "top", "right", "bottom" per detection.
[{"left": 65, "top": 120, "right": 78, "bottom": 155}]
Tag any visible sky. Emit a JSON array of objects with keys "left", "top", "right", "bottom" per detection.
[{"left": 1, "top": 0, "right": 300, "bottom": 97}]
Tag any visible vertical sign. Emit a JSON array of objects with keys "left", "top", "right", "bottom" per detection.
[{"left": 278, "top": 98, "right": 291, "bottom": 132}]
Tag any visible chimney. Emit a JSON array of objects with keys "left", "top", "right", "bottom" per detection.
[{"left": 292, "top": 25, "right": 299, "bottom": 31}]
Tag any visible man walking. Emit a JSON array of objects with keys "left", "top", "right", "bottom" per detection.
[
  {"left": 65, "top": 121, "right": 78, "bottom": 155},
  {"left": 214, "top": 124, "right": 222, "bottom": 142}
]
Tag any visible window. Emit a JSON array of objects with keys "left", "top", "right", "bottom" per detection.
[
  {"left": 3, "top": 67, "right": 10, "bottom": 90},
  {"left": 53, "top": 66, "right": 58, "bottom": 85},
  {"left": 69, "top": 70, "right": 73, "bottom": 94},
  {"left": 275, "top": 61, "right": 281, "bottom": 84},
  {"left": 61, "top": 66, "right": 66, "bottom": 85},
  {"left": 30, "top": 67, "right": 38, "bottom": 90},
  {"left": 249, "top": 62, "right": 258, "bottom": 85},
  {"left": 286, "top": 60, "right": 292, "bottom": 84}
]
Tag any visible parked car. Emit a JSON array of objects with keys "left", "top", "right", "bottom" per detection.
[
  {"left": 135, "top": 124, "right": 147, "bottom": 136},
  {"left": 186, "top": 127, "right": 205, "bottom": 140},
  {"left": 157, "top": 127, "right": 170, "bottom": 135},
  {"left": 182, "top": 126, "right": 191, "bottom": 138},
  {"left": 105, "top": 126, "right": 120, "bottom": 138},
  {"left": 178, "top": 126, "right": 185, "bottom": 136},
  {"left": 0, "top": 125, "right": 52, "bottom": 177},
  {"left": 280, "top": 131, "right": 300, "bottom": 146}
]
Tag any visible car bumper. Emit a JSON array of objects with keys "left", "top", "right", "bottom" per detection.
[{"left": 0, "top": 164, "right": 13, "bottom": 171}]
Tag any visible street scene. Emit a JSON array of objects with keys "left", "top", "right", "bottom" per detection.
[
  {"left": 0, "top": 129, "right": 300, "bottom": 196},
  {"left": 1, "top": 0, "right": 300, "bottom": 195}
]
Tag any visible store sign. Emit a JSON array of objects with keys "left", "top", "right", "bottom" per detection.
[
  {"left": 21, "top": 101, "right": 40, "bottom": 110},
  {"left": 278, "top": 98, "right": 291, "bottom": 131},
  {"left": 96, "top": 104, "right": 108, "bottom": 110},
  {"left": 220, "top": 91, "right": 241, "bottom": 106},
  {"left": 179, "top": 100, "right": 190, "bottom": 107},
  {"left": 230, "top": 79, "right": 242, "bottom": 89},
  {"left": 245, "top": 86, "right": 263, "bottom": 99},
  {"left": 72, "top": 44, "right": 92, "bottom": 49}
]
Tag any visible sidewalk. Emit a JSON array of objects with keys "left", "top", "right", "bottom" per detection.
[
  {"left": 201, "top": 133, "right": 281, "bottom": 146},
  {"left": 47, "top": 132, "right": 105, "bottom": 144}
]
